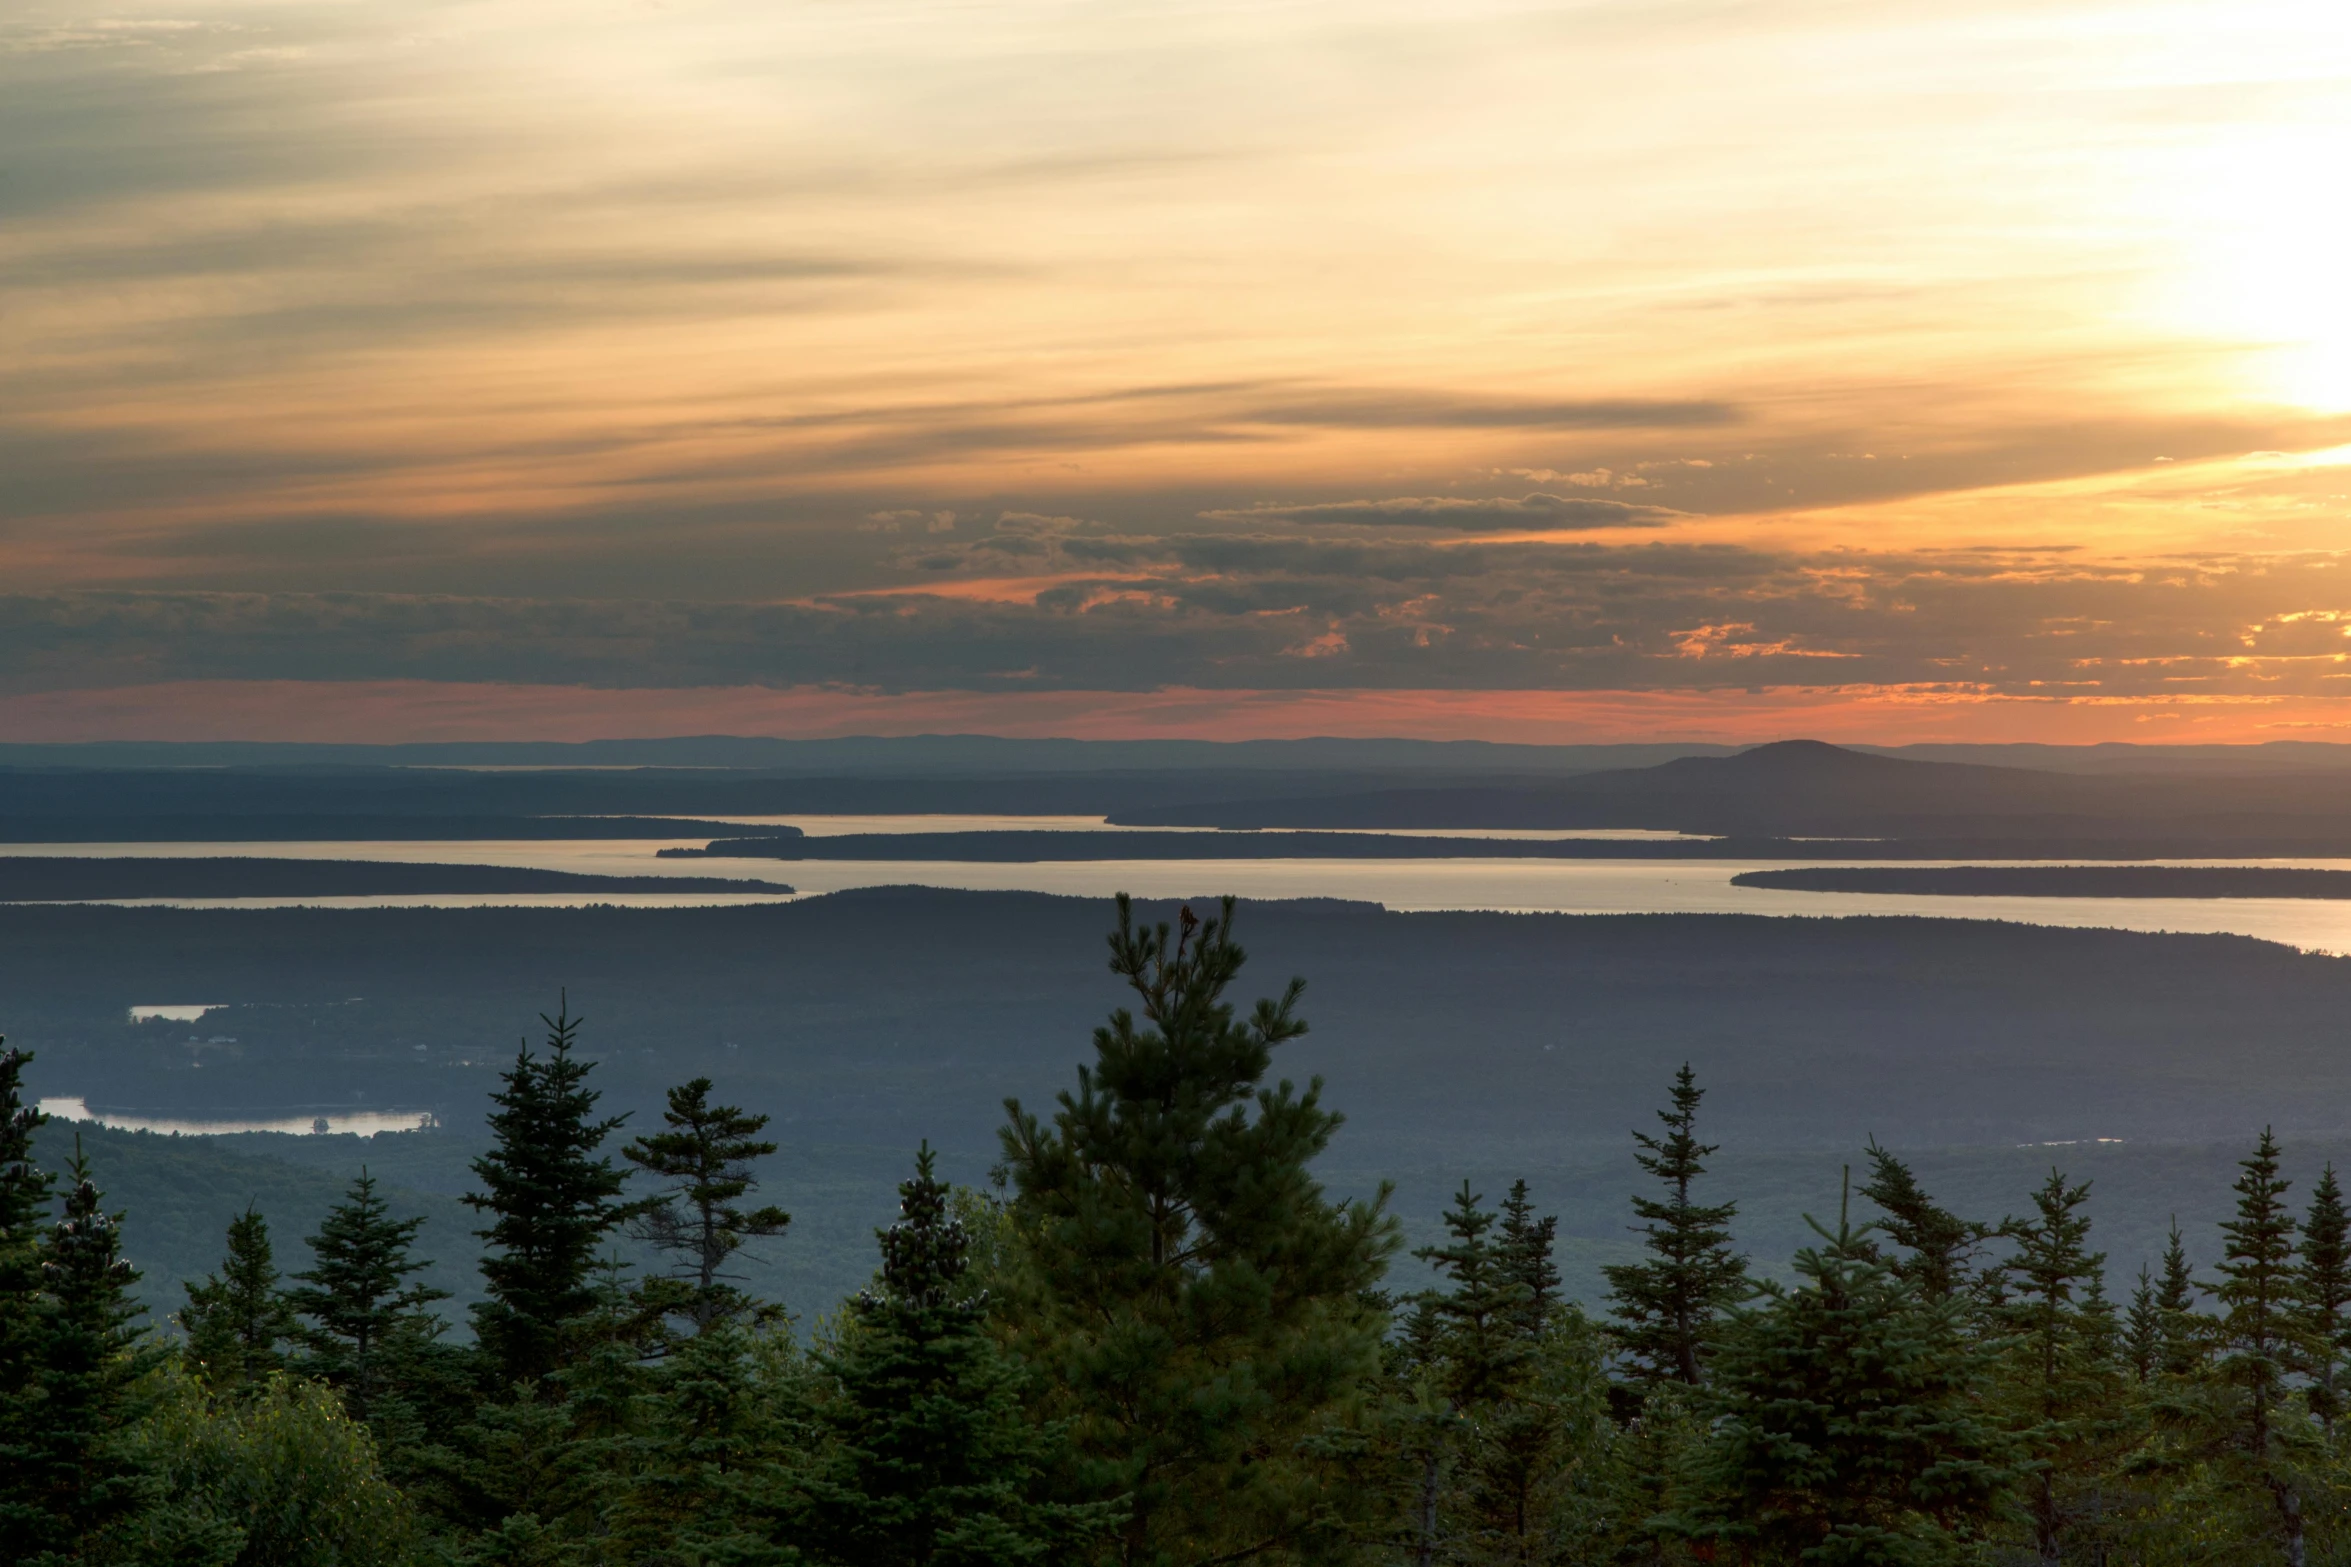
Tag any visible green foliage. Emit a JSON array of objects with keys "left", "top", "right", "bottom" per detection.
[
  {"left": 775, "top": 1144, "right": 1117, "bottom": 1566},
  {"left": 998, "top": 895, "right": 1400, "bottom": 1567},
  {"left": 1603, "top": 1064, "right": 1746, "bottom": 1387},
  {"left": 1992, "top": 1168, "right": 2130, "bottom": 1564},
  {"left": 181, "top": 1208, "right": 299, "bottom": 1392},
  {"left": 623, "top": 1076, "right": 790, "bottom": 1334},
  {"left": 465, "top": 1000, "right": 633, "bottom": 1388},
  {"left": 287, "top": 1169, "right": 453, "bottom": 1424},
  {"left": 2299, "top": 1164, "right": 2351, "bottom": 1432},
  {"left": 1665, "top": 1183, "right": 2013, "bottom": 1566},
  {"left": 0, "top": 1040, "right": 61, "bottom": 1552},
  {"left": 1859, "top": 1140, "right": 1991, "bottom": 1307},
  {"left": 7, "top": 1139, "right": 168, "bottom": 1565},
  {"left": 125, "top": 1365, "right": 417, "bottom": 1566}
]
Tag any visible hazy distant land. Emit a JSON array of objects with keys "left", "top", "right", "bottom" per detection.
[
  {"left": 1734, "top": 866, "right": 2351, "bottom": 899},
  {"left": 0, "top": 857, "right": 793, "bottom": 900}
]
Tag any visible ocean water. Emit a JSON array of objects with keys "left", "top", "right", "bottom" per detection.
[{"left": 7, "top": 828, "right": 2351, "bottom": 953}]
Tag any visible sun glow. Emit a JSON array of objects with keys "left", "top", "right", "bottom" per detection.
[{"left": 2155, "top": 122, "right": 2351, "bottom": 411}]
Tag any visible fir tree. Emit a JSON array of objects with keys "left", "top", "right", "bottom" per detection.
[
  {"left": 181, "top": 1205, "right": 299, "bottom": 1391},
  {"left": 2207, "top": 1129, "right": 2310, "bottom": 1564},
  {"left": 623, "top": 1076, "right": 790, "bottom": 1333},
  {"left": 1602, "top": 1064, "right": 1745, "bottom": 1385},
  {"left": 2155, "top": 1220, "right": 2206, "bottom": 1376},
  {"left": 465, "top": 999, "right": 632, "bottom": 1387},
  {"left": 1860, "top": 1138, "right": 1991, "bottom": 1305},
  {"left": 1997, "top": 1168, "right": 2126, "bottom": 1566},
  {"left": 0, "top": 1041, "right": 58, "bottom": 1551},
  {"left": 2297, "top": 1163, "right": 2351, "bottom": 1433},
  {"left": 7, "top": 1140, "right": 162, "bottom": 1564},
  {"left": 2125, "top": 1264, "right": 2162, "bottom": 1384},
  {"left": 1495, "top": 1178, "right": 1560, "bottom": 1339},
  {"left": 287, "top": 1169, "right": 451, "bottom": 1422},
  {"left": 787, "top": 1144, "right": 1116, "bottom": 1567},
  {"left": 1666, "top": 1176, "right": 2012, "bottom": 1563},
  {"left": 999, "top": 895, "right": 1399, "bottom": 1567},
  {"left": 1405, "top": 1184, "right": 1529, "bottom": 1567}
]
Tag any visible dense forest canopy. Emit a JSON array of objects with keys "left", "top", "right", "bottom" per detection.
[{"left": 4, "top": 894, "right": 2348, "bottom": 1564}]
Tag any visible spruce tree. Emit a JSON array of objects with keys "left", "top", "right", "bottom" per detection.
[
  {"left": 0, "top": 1041, "right": 58, "bottom": 1551},
  {"left": 2155, "top": 1220, "right": 2206, "bottom": 1376},
  {"left": 181, "top": 1205, "right": 298, "bottom": 1390},
  {"left": 999, "top": 895, "right": 1399, "bottom": 1567},
  {"left": 2208, "top": 1129, "right": 2310, "bottom": 1564},
  {"left": 787, "top": 1144, "right": 1116, "bottom": 1567},
  {"left": 8, "top": 1141, "right": 162, "bottom": 1563},
  {"left": 2298, "top": 1164, "right": 2351, "bottom": 1433},
  {"left": 1860, "top": 1138, "right": 1990, "bottom": 1304},
  {"left": 1603, "top": 1064, "right": 1745, "bottom": 1385},
  {"left": 623, "top": 1076, "right": 790, "bottom": 1332},
  {"left": 465, "top": 1000, "right": 632, "bottom": 1387},
  {"left": 1496, "top": 1178, "right": 1560, "bottom": 1338},
  {"left": 287, "top": 1169, "right": 450, "bottom": 1421},
  {"left": 1665, "top": 1179, "right": 2012, "bottom": 1562},
  {"left": 1404, "top": 1184, "right": 1528, "bottom": 1567},
  {"left": 2125, "top": 1264, "right": 2162, "bottom": 1384},
  {"left": 1997, "top": 1168, "right": 2126, "bottom": 1566}
]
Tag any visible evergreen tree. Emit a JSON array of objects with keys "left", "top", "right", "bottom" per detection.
[
  {"left": 1860, "top": 1138, "right": 1991, "bottom": 1305},
  {"left": 787, "top": 1144, "right": 1117, "bottom": 1567},
  {"left": 465, "top": 1000, "right": 632, "bottom": 1387},
  {"left": 1665, "top": 1179, "right": 2013, "bottom": 1564},
  {"left": 1496, "top": 1179, "right": 1560, "bottom": 1339},
  {"left": 286, "top": 1169, "right": 451, "bottom": 1422},
  {"left": 1996, "top": 1168, "right": 2127, "bottom": 1566},
  {"left": 2125, "top": 1264, "right": 2162, "bottom": 1384},
  {"left": 1602, "top": 1064, "right": 1746, "bottom": 1386},
  {"left": 2298, "top": 1164, "right": 2351, "bottom": 1433},
  {"left": 2207, "top": 1129, "right": 2310, "bottom": 1564},
  {"left": 623, "top": 1076, "right": 790, "bottom": 1333},
  {"left": 1404, "top": 1184, "right": 1529, "bottom": 1567},
  {"left": 2155, "top": 1220, "right": 2206, "bottom": 1376},
  {"left": 7, "top": 1140, "right": 162, "bottom": 1564},
  {"left": 181, "top": 1205, "right": 299, "bottom": 1391},
  {"left": 999, "top": 895, "right": 1399, "bottom": 1567},
  {"left": 0, "top": 1041, "right": 59, "bottom": 1552}
]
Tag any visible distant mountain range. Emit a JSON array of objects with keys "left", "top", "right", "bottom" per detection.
[{"left": 1109, "top": 739, "right": 2351, "bottom": 850}]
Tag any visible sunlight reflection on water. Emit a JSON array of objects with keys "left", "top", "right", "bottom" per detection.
[{"left": 9, "top": 839, "right": 2351, "bottom": 954}]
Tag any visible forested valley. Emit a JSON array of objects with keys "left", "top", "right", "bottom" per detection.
[{"left": 4, "top": 896, "right": 2345, "bottom": 1565}]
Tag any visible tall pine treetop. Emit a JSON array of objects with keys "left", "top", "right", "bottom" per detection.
[
  {"left": 465, "top": 999, "right": 633, "bottom": 1387},
  {"left": 623, "top": 1076, "right": 789, "bottom": 1332},
  {"left": 1604, "top": 1063, "right": 1746, "bottom": 1385}
]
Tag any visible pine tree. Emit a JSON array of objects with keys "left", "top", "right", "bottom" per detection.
[
  {"left": 1860, "top": 1138, "right": 1991, "bottom": 1304},
  {"left": 2207, "top": 1129, "right": 2310, "bottom": 1564},
  {"left": 787, "top": 1144, "right": 1117, "bottom": 1567},
  {"left": 1603, "top": 1064, "right": 1746, "bottom": 1386},
  {"left": 1665, "top": 1177, "right": 2012, "bottom": 1563},
  {"left": 0, "top": 1043, "right": 59, "bottom": 1542},
  {"left": 999, "top": 895, "right": 1399, "bottom": 1567},
  {"left": 287, "top": 1169, "right": 451, "bottom": 1421},
  {"left": 2155, "top": 1220, "right": 2206, "bottom": 1376},
  {"left": 181, "top": 1205, "right": 299, "bottom": 1391},
  {"left": 465, "top": 999, "right": 632, "bottom": 1388},
  {"left": 623, "top": 1076, "right": 790, "bottom": 1333},
  {"left": 7, "top": 1140, "right": 163, "bottom": 1563},
  {"left": 2298, "top": 1164, "right": 2351, "bottom": 1433},
  {"left": 1997, "top": 1168, "right": 2126, "bottom": 1566}
]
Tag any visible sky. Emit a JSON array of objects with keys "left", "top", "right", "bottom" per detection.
[{"left": 4, "top": 0, "right": 2350, "bottom": 744}]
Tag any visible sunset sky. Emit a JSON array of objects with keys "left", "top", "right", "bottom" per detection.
[{"left": 5, "top": 0, "right": 2349, "bottom": 743}]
